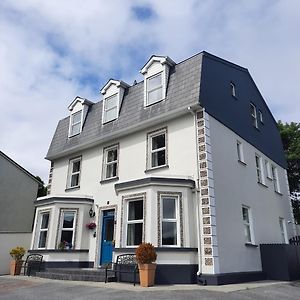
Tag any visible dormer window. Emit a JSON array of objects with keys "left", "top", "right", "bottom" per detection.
[
  {"left": 70, "top": 110, "right": 82, "bottom": 136},
  {"left": 230, "top": 82, "right": 236, "bottom": 97},
  {"left": 141, "top": 55, "right": 175, "bottom": 107},
  {"left": 103, "top": 94, "right": 118, "bottom": 123}
]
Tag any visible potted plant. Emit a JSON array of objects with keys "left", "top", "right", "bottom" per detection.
[
  {"left": 9, "top": 246, "right": 26, "bottom": 275},
  {"left": 58, "top": 241, "right": 72, "bottom": 250},
  {"left": 135, "top": 243, "right": 157, "bottom": 287}
]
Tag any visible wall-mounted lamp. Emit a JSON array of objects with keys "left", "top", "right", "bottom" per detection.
[{"left": 89, "top": 207, "right": 95, "bottom": 218}]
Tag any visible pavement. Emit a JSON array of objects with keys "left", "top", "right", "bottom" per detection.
[{"left": 0, "top": 275, "right": 299, "bottom": 300}]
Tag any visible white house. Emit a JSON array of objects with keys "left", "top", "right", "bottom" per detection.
[{"left": 30, "top": 52, "right": 295, "bottom": 284}]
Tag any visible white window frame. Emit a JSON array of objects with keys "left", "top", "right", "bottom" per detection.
[
  {"left": 255, "top": 154, "right": 265, "bottom": 184},
  {"left": 37, "top": 211, "right": 50, "bottom": 249},
  {"left": 102, "top": 93, "right": 118, "bottom": 124},
  {"left": 242, "top": 205, "right": 255, "bottom": 244},
  {"left": 161, "top": 195, "right": 180, "bottom": 247},
  {"left": 145, "top": 72, "right": 164, "bottom": 106},
  {"left": 57, "top": 209, "right": 77, "bottom": 248},
  {"left": 67, "top": 157, "right": 81, "bottom": 189},
  {"left": 259, "top": 110, "right": 263, "bottom": 123},
  {"left": 271, "top": 165, "right": 280, "bottom": 193},
  {"left": 126, "top": 198, "right": 144, "bottom": 247},
  {"left": 230, "top": 82, "right": 236, "bottom": 97},
  {"left": 250, "top": 103, "right": 258, "bottom": 128},
  {"left": 236, "top": 140, "right": 245, "bottom": 163},
  {"left": 265, "top": 159, "right": 272, "bottom": 179},
  {"left": 102, "top": 144, "right": 119, "bottom": 180},
  {"left": 147, "top": 128, "right": 167, "bottom": 170},
  {"left": 69, "top": 110, "right": 82, "bottom": 137},
  {"left": 279, "top": 217, "right": 288, "bottom": 244}
]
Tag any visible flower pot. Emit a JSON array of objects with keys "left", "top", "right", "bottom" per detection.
[
  {"left": 10, "top": 260, "right": 23, "bottom": 276},
  {"left": 138, "top": 263, "right": 156, "bottom": 287}
]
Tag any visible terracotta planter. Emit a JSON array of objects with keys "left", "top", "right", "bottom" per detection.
[
  {"left": 138, "top": 263, "right": 156, "bottom": 287},
  {"left": 10, "top": 260, "right": 23, "bottom": 276}
]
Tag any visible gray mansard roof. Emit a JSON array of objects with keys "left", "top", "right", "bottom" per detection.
[{"left": 46, "top": 52, "right": 286, "bottom": 169}]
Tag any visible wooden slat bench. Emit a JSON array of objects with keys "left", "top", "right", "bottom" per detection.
[{"left": 105, "top": 254, "right": 139, "bottom": 286}]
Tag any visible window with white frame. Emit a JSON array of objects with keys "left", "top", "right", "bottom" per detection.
[
  {"left": 259, "top": 110, "right": 263, "bottom": 123},
  {"left": 58, "top": 210, "right": 77, "bottom": 248},
  {"left": 242, "top": 205, "right": 254, "bottom": 244},
  {"left": 255, "top": 154, "right": 264, "bottom": 184},
  {"left": 37, "top": 212, "right": 50, "bottom": 249},
  {"left": 279, "top": 218, "right": 288, "bottom": 243},
  {"left": 161, "top": 196, "right": 179, "bottom": 246},
  {"left": 69, "top": 110, "right": 82, "bottom": 136},
  {"left": 230, "top": 82, "right": 236, "bottom": 97},
  {"left": 147, "top": 128, "right": 167, "bottom": 169},
  {"left": 271, "top": 165, "right": 280, "bottom": 193},
  {"left": 250, "top": 103, "right": 258, "bottom": 128},
  {"left": 146, "top": 72, "right": 163, "bottom": 105},
  {"left": 103, "top": 145, "right": 118, "bottom": 180},
  {"left": 103, "top": 94, "right": 118, "bottom": 123},
  {"left": 67, "top": 157, "right": 81, "bottom": 188},
  {"left": 236, "top": 140, "right": 244, "bottom": 162},
  {"left": 265, "top": 159, "right": 272, "bottom": 179},
  {"left": 126, "top": 199, "right": 143, "bottom": 246}
]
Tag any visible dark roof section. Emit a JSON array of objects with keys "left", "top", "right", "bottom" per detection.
[
  {"left": 0, "top": 151, "right": 42, "bottom": 185},
  {"left": 46, "top": 51, "right": 286, "bottom": 169}
]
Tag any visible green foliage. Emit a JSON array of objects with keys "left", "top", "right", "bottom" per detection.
[
  {"left": 35, "top": 176, "right": 47, "bottom": 197},
  {"left": 9, "top": 246, "right": 26, "bottom": 261}
]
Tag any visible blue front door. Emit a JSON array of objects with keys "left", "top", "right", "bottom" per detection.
[{"left": 100, "top": 210, "right": 115, "bottom": 265}]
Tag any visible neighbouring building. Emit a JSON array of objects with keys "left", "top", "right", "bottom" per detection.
[
  {"left": 30, "top": 51, "right": 295, "bottom": 284},
  {"left": 0, "top": 151, "right": 40, "bottom": 274}
]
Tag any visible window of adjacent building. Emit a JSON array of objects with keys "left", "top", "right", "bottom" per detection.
[
  {"left": 265, "top": 159, "right": 272, "bottom": 179},
  {"left": 255, "top": 154, "right": 264, "bottom": 184},
  {"left": 279, "top": 218, "right": 288, "bottom": 244},
  {"left": 250, "top": 103, "right": 258, "bottom": 128},
  {"left": 103, "top": 145, "right": 118, "bottom": 180},
  {"left": 271, "top": 165, "right": 280, "bottom": 193},
  {"left": 147, "top": 128, "right": 167, "bottom": 169},
  {"left": 70, "top": 110, "right": 82, "bottom": 136},
  {"left": 161, "top": 196, "right": 179, "bottom": 246},
  {"left": 236, "top": 141, "right": 244, "bottom": 163},
  {"left": 146, "top": 72, "right": 163, "bottom": 105},
  {"left": 259, "top": 110, "right": 263, "bottom": 123},
  {"left": 58, "top": 210, "right": 77, "bottom": 248},
  {"left": 242, "top": 205, "right": 254, "bottom": 244},
  {"left": 37, "top": 212, "right": 50, "bottom": 249},
  {"left": 230, "top": 82, "right": 236, "bottom": 97},
  {"left": 103, "top": 94, "right": 118, "bottom": 123},
  {"left": 67, "top": 157, "right": 81, "bottom": 188},
  {"left": 126, "top": 199, "right": 143, "bottom": 246}
]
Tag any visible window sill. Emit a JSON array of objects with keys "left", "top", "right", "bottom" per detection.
[
  {"left": 29, "top": 249, "right": 89, "bottom": 253},
  {"left": 275, "top": 191, "right": 283, "bottom": 196},
  {"left": 100, "top": 177, "right": 119, "bottom": 184},
  {"left": 65, "top": 186, "right": 80, "bottom": 192},
  {"left": 245, "top": 243, "right": 258, "bottom": 248},
  {"left": 267, "top": 176, "right": 273, "bottom": 181},
  {"left": 238, "top": 160, "right": 247, "bottom": 166},
  {"left": 145, "top": 165, "right": 169, "bottom": 173},
  {"left": 257, "top": 182, "right": 268, "bottom": 188},
  {"left": 68, "top": 132, "right": 81, "bottom": 138},
  {"left": 144, "top": 97, "right": 165, "bottom": 108}
]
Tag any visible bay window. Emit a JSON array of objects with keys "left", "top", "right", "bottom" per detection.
[{"left": 126, "top": 199, "right": 143, "bottom": 246}]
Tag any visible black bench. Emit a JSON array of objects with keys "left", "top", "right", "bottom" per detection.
[
  {"left": 22, "top": 254, "right": 43, "bottom": 276},
  {"left": 105, "top": 254, "right": 139, "bottom": 286}
]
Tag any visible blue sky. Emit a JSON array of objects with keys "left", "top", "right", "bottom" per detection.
[{"left": 0, "top": 0, "right": 299, "bottom": 182}]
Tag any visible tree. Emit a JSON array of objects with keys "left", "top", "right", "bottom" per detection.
[
  {"left": 278, "top": 121, "right": 300, "bottom": 224},
  {"left": 35, "top": 176, "right": 47, "bottom": 197}
]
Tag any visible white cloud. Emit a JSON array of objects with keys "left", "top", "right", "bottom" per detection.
[{"left": 0, "top": 0, "right": 299, "bottom": 182}]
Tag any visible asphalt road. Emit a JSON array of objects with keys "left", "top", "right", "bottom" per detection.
[{"left": 0, "top": 276, "right": 299, "bottom": 300}]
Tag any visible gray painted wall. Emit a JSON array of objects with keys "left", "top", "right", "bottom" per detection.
[{"left": 0, "top": 154, "right": 38, "bottom": 232}]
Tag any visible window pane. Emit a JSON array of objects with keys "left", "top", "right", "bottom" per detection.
[
  {"left": 71, "top": 123, "right": 81, "bottom": 136},
  {"left": 151, "top": 150, "right": 165, "bottom": 167},
  {"left": 38, "top": 231, "right": 47, "bottom": 248},
  {"left": 107, "top": 149, "right": 117, "bottom": 162},
  {"left": 128, "top": 200, "right": 143, "bottom": 221},
  {"left": 242, "top": 207, "right": 249, "bottom": 222},
  {"left": 41, "top": 213, "right": 49, "bottom": 229},
  {"left": 63, "top": 212, "right": 74, "bottom": 228},
  {"left": 72, "top": 161, "right": 80, "bottom": 173},
  {"left": 72, "top": 111, "right": 82, "bottom": 124},
  {"left": 148, "top": 87, "right": 162, "bottom": 104},
  {"left": 61, "top": 231, "right": 73, "bottom": 244},
  {"left": 244, "top": 225, "right": 251, "bottom": 243},
  {"left": 105, "top": 219, "right": 114, "bottom": 242},
  {"left": 71, "top": 174, "right": 79, "bottom": 187},
  {"left": 127, "top": 223, "right": 142, "bottom": 246},
  {"left": 163, "top": 198, "right": 176, "bottom": 219},
  {"left": 105, "top": 107, "right": 117, "bottom": 122},
  {"left": 106, "top": 163, "right": 117, "bottom": 178},
  {"left": 105, "top": 95, "right": 117, "bottom": 110},
  {"left": 148, "top": 74, "right": 162, "bottom": 90},
  {"left": 162, "top": 222, "right": 177, "bottom": 245},
  {"left": 152, "top": 134, "right": 165, "bottom": 150}
]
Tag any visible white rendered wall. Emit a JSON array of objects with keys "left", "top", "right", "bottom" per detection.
[{"left": 209, "top": 115, "right": 293, "bottom": 274}]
